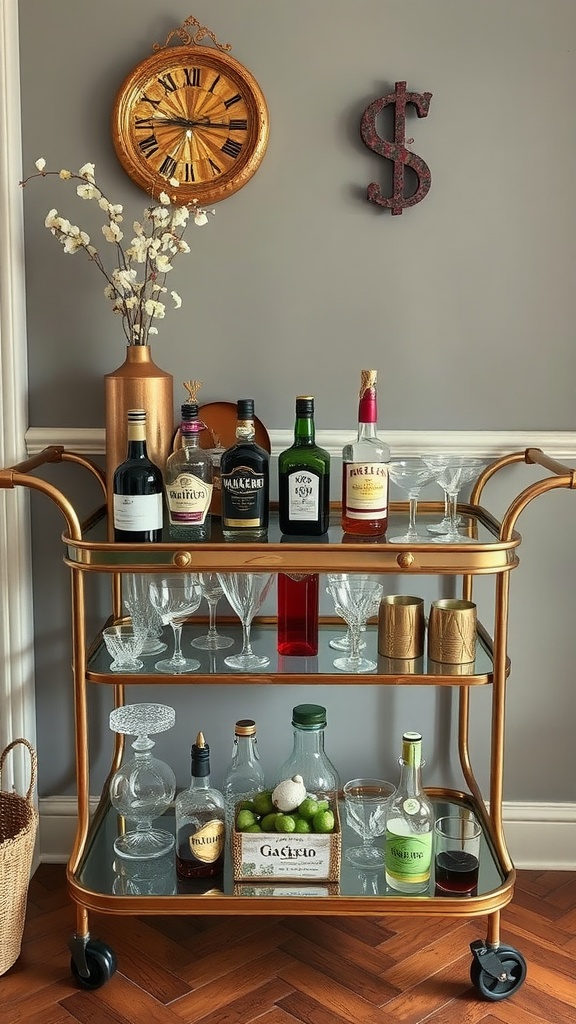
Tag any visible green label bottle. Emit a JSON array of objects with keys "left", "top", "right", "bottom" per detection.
[{"left": 385, "top": 731, "right": 433, "bottom": 893}]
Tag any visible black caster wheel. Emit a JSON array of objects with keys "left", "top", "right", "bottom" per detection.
[
  {"left": 470, "top": 939, "right": 527, "bottom": 1001},
  {"left": 69, "top": 938, "right": 118, "bottom": 990}
]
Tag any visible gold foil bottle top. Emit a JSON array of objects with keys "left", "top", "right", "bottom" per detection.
[
  {"left": 360, "top": 369, "right": 377, "bottom": 397},
  {"left": 235, "top": 719, "right": 256, "bottom": 736},
  {"left": 196, "top": 731, "right": 206, "bottom": 748},
  {"left": 183, "top": 379, "right": 203, "bottom": 403}
]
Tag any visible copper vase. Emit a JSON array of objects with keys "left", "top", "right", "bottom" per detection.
[{"left": 104, "top": 345, "right": 174, "bottom": 533}]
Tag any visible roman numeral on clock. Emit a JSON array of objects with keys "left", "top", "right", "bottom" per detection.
[
  {"left": 159, "top": 155, "right": 178, "bottom": 178},
  {"left": 184, "top": 67, "right": 201, "bottom": 87},
  {"left": 224, "top": 93, "right": 242, "bottom": 109},
  {"left": 138, "top": 134, "right": 159, "bottom": 157},
  {"left": 229, "top": 119, "right": 248, "bottom": 131},
  {"left": 221, "top": 138, "right": 242, "bottom": 158},
  {"left": 158, "top": 72, "right": 178, "bottom": 94}
]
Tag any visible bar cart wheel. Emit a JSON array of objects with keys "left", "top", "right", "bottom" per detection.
[
  {"left": 469, "top": 940, "right": 527, "bottom": 1001},
  {"left": 69, "top": 935, "right": 117, "bottom": 990}
]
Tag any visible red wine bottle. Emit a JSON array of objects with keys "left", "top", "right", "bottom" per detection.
[{"left": 113, "top": 408, "right": 164, "bottom": 542}]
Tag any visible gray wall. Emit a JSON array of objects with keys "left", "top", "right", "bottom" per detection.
[{"left": 18, "top": 2, "right": 576, "bottom": 801}]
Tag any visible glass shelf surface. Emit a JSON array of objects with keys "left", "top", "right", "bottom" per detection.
[
  {"left": 87, "top": 620, "right": 494, "bottom": 683},
  {"left": 76, "top": 796, "right": 505, "bottom": 901}
]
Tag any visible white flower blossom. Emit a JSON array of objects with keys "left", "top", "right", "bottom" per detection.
[{"left": 21, "top": 159, "right": 214, "bottom": 346}]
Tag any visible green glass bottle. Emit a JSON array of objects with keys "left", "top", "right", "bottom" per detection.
[{"left": 278, "top": 396, "right": 331, "bottom": 535}]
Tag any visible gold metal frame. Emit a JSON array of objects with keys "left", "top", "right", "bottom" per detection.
[{"left": 0, "top": 446, "right": 573, "bottom": 948}]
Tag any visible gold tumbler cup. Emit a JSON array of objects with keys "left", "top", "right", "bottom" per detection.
[
  {"left": 427, "top": 598, "right": 477, "bottom": 664},
  {"left": 378, "top": 595, "right": 425, "bottom": 659}
]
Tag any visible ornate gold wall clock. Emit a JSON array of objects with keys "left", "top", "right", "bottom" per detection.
[{"left": 111, "top": 15, "right": 269, "bottom": 204}]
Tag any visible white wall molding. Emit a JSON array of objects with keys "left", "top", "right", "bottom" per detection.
[
  {"left": 25, "top": 426, "right": 576, "bottom": 461},
  {"left": 38, "top": 797, "right": 576, "bottom": 871}
]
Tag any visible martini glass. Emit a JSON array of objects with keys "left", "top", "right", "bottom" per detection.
[
  {"left": 148, "top": 574, "right": 202, "bottom": 673},
  {"left": 423, "top": 456, "right": 485, "bottom": 543},
  {"left": 387, "top": 459, "right": 440, "bottom": 543},
  {"left": 326, "top": 575, "right": 383, "bottom": 672},
  {"left": 216, "top": 572, "right": 275, "bottom": 670},
  {"left": 190, "top": 573, "right": 234, "bottom": 650}
]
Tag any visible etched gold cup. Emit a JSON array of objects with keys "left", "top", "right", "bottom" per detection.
[
  {"left": 427, "top": 599, "right": 477, "bottom": 664},
  {"left": 378, "top": 595, "right": 425, "bottom": 659}
]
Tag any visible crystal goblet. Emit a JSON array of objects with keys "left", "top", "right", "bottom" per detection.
[
  {"left": 109, "top": 702, "right": 176, "bottom": 859},
  {"left": 123, "top": 573, "right": 167, "bottom": 656},
  {"left": 423, "top": 456, "right": 485, "bottom": 543},
  {"left": 102, "top": 623, "right": 147, "bottom": 672},
  {"left": 387, "top": 459, "right": 439, "bottom": 543},
  {"left": 326, "top": 574, "right": 383, "bottom": 672},
  {"left": 190, "top": 572, "right": 234, "bottom": 650},
  {"left": 343, "top": 778, "right": 396, "bottom": 868},
  {"left": 328, "top": 574, "right": 367, "bottom": 651},
  {"left": 148, "top": 574, "right": 202, "bottom": 673},
  {"left": 216, "top": 572, "right": 275, "bottom": 670}
]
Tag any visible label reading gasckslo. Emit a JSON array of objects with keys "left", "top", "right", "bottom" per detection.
[
  {"left": 344, "top": 462, "right": 388, "bottom": 519},
  {"left": 188, "top": 819, "right": 225, "bottom": 863},
  {"left": 166, "top": 472, "right": 212, "bottom": 525},
  {"left": 288, "top": 470, "right": 319, "bottom": 520}
]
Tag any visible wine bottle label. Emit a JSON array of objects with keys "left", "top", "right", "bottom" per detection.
[
  {"left": 343, "top": 462, "right": 388, "bottom": 519},
  {"left": 113, "top": 492, "right": 163, "bottom": 531},
  {"left": 385, "top": 828, "right": 432, "bottom": 883},
  {"left": 222, "top": 466, "right": 266, "bottom": 527},
  {"left": 166, "top": 473, "right": 212, "bottom": 526},
  {"left": 188, "top": 819, "right": 225, "bottom": 863},
  {"left": 287, "top": 470, "right": 320, "bottom": 520}
]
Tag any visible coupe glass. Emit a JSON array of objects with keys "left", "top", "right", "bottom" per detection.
[
  {"left": 102, "top": 623, "right": 147, "bottom": 672},
  {"left": 216, "top": 572, "right": 275, "bottom": 670},
  {"left": 343, "top": 778, "right": 396, "bottom": 868},
  {"left": 326, "top": 574, "right": 383, "bottom": 672},
  {"left": 148, "top": 574, "right": 202, "bottom": 673},
  {"left": 109, "top": 702, "right": 176, "bottom": 859},
  {"left": 190, "top": 572, "right": 234, "bottom": 650},
  {"left": 123, "top": 573, "right": 167, "bottom": 656},
  {"left": 423, "top": 456, "right": 485, "bottom": 543},
  {"left": 387, "top": 459, "right": 440, "bottom": 543}
]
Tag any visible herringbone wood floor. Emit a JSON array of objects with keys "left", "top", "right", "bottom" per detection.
[{"left": 4, "top": 864, "right": 576, "bottom": 1023}]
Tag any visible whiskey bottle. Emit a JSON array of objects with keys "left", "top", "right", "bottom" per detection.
[
  {"left": 113, "top": 409, "right": 163, "bottom": 542},
  {"left": 220, "top": 399, "right": 269, "bottom": 540},
  {"left": 385, "top": 731, "right": 434, "bottom": 893},
  {"left": 222, "top": 719, "right": 265, "bottom": 828},
  {"left": 164, "top": 403, "right": 213, "bottom": 541},
  {"left": 278, "top": 396, "right": 331, "bottom": 535},
  {"left": 341, "top": 370, "right": 390, "bottom": 536},
  {"left": 175, "top": 732, "right": 225, "bottom": 880}
]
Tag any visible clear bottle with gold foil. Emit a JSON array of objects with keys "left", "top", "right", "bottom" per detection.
[
  {"left": 341, "top": 370, "right": 390, "bottom": 536},
  {"left": 175, "top": 732, "right": 225, "bottom": 880}
]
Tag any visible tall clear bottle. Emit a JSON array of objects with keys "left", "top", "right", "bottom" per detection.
[
  {"left": 164, "top": 403, "right": 213, "bottom": 541},
  {"left": 341, "top": 370, "right": 390, "bottom": 536},
  {"left": 220, "top": 399, "right": 269, "bottom": 540},
  {"left": 275, "top": 704, "right": 340, "bottom": 807},
  {"left": 113, "top": 408, "right": 163, "bottom": 542},
  {"left": 222, "top": 719, "right": 265, "bottom": 828},
  {"left": 278, "top": 396, "right": 331, "bottom": 535},
  {"left": 175, "top": 732, "right": 225, "bottom": 880},
  {"left": 385, "top": 731, "right": 434, "bottom": 893}
]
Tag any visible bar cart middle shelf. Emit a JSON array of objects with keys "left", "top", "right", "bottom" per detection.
[{"left": 2, "top": 445, "right": 574, "bottom": 999}]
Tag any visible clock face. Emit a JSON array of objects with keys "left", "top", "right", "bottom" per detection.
[{"left": 112, "top": 46, "right": 269, "bottom": 204}]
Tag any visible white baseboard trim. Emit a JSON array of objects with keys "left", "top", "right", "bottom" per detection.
[{"left": 39, "top": 797, "right": 576, "bottom": 871}]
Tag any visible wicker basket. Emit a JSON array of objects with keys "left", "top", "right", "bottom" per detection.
[{"left": 0, "top": 739, "right": 38, "bottom": 975}]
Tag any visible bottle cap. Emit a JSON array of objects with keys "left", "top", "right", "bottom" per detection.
[
  {"left": 127, "top": 409, "right": 146, "bottom": 423},
  {"left": 237, "top": 399, "right": 254, "bottom": 419},
  {"left": 292, "top": 703, "right": 327, "bottom": 729},
  {"left": 181, "top": 403, "right": 199, "bottom": 422},
  {"left": 191, "top": 730, "right": 210, "bottom": 776},
  {"left": 235, "top": 719, "right": 256, "bottom": 736},
  {"left": 295, "top": 396, "right": 314, "bottom": 416}
]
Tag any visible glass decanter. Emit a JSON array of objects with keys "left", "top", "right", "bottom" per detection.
[{"left": 109, "top": 702, "right": 176, "bottom": 860}]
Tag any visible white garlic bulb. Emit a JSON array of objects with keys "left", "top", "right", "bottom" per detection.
[{"left": 271, "top": 774, "right": 307, "bottom": 812}]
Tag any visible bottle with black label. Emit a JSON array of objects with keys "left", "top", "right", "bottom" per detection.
[
  {"left": 113, "top": 408, "right": 164, "bottom": 542},
  {"left": 278, "top": 396, "right": 331, "bottom": 535},
  {"left": 164, "top": 403, "right": 213, "bottom": 541},
  {"left": 175, "top": 732, "right": 225, "bottom": 880},
  {"left": 220, "top": 399, "right": 269, "bottom": 540}
]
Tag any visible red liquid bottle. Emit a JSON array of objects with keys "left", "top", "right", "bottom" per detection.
[{"left": 277, "top": 572, "right": 319, "bottom": 656}]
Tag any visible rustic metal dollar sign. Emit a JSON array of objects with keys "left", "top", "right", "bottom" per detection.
[{"left": 360, "top": 81, "right": 433, "bottom": 215}]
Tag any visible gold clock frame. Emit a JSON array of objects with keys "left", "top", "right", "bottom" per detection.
[{"left": 111, "top": 40, "right": 269, "bottom": 205}]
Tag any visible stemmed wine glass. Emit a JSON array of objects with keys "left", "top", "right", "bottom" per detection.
[
  {"left": 422, "top": 456, "right": 485, "bottom": 543},
  {"left": 123, "top": 573, "right": 167, "bottom": 656},
  {"left": 387, "top": 459, "right": 440, "bottom": 543},
  {"left": 326, "top": 574, "right": 383, "bottom": 672},
  {"left": 328, "top": 573, "right": 368, "bottom": 651},
  {"left": 343, "top": 778, "right": 396, "bottom": 868},
  {"left": 216, "top": 572, "right": 275, "bottom": 670},
  {"left": 148, "top": 574, "right": 202, "bottom": 673},
  {"left": 190, "top": 573, "right": 234, "bottom": 651}
]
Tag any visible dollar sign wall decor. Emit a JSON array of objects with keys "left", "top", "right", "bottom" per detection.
[{"left": 360, "top": 80, "right": 433, "bottom": 215}]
